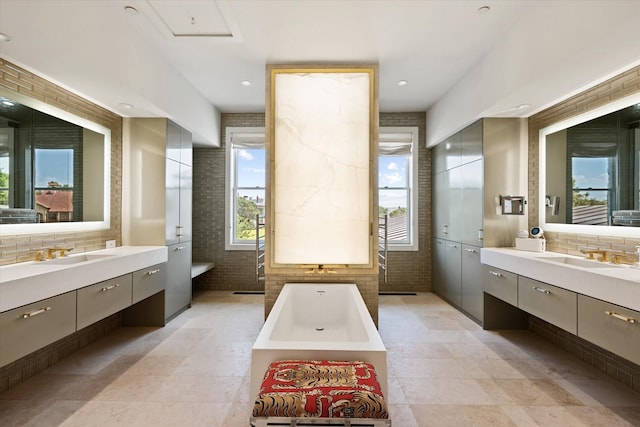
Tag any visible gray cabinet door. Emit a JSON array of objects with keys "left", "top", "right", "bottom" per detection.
[
  {"left": 518, "top": 276, "right": 577, "bottom": 334},
  {"left": 432, "top": 238, "right": 446, "bottom": 296},
  {"left": 483, "top": 266, "right": 518, "bottom": 306},
  {"left": 133, "top": 263, "right": 167, "bottom": 304},
  {"left": 179, "top": 163, "right": 192, "bottom": 243},
  {"left": 447, "top": 167, "right": 463, "bottom": 242},
  {"left": 166, "top": 241, "right": 192, "bottom": 321},
  {"left": 461, "top": 244, "right": 483, "bottom": 321},
  {"left": 432, "top": 171, "right": 449, "bottom": 239},
  {"left": 0, "top": 292, "right": 76, "bottom": 367},
  {"left": 165, "top": 158, "right": 181, "bottom": 245},
  {"left": 460, "top": 119, "right": 483, "bottom": 165},
  {"left": 77, "top": 274, "right": 133, "bottom": 330},
  {"left": 460, "top": 160, "right": 483, "bottom": 246},
  {"left": 578, "top": 295, "right": 640, "bottom": 366},
  {"left": 444, "top": 241, "right": 462, "bottom": 307}
]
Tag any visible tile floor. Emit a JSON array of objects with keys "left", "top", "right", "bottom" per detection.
[{"left": 0, "top": 291, "right": 639, "bottom": 426}]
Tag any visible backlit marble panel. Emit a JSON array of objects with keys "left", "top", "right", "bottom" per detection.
[{"left": 273, "top": 72, "right": 371, "bottom": 265}]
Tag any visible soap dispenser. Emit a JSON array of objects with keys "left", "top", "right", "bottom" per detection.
[{"left": 635, "top": 246, "right": 640, "bottom": 268}]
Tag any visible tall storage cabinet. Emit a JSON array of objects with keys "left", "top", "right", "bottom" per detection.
[
  {"left": 123, "top": 118, "right": 193, "bottom": 321},
  {"left": 431, "top": 118, "right": 527, "bottom": 323}
]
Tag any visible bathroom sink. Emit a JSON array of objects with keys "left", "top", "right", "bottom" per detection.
[
  {"left": 39, "top": 254, "right": 114, "bottom": 265},
  {"left": 538, "top": 256, "right": 623, "bottom": 269}
]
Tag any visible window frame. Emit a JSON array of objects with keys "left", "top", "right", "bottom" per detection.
[
  {"left": 225, "top": 127, "right": 266, "bottom": 250},
  {"left": 379, "top": 126, "right": 419, "bottom": 251},
  {"left": 225, "top": 126, "right": 419, "bottom": 251}
]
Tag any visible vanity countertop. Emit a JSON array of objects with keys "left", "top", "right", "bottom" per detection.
[
  {"left": 481, "top": 248, "right": 640, "bottom": 312},
  {"left": 0, "top": 246, "right": 167, "bottom": 312}
]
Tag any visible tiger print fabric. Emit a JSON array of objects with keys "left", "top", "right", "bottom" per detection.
[{"left": 252, "top": 360, "right": 388, "bottom": 419}]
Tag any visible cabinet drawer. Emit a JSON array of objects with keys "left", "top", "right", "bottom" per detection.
[
  {"left": 483, "top": 266, "right": 518, "bottom": 306},
  {"left": 518, "top": 276, "right": 577, "bottom": 333},
  {"left": 578, "top": 295, "right": 640, "bottom": 365},
  {"left": 0, "top": 292, "right": 76, "bottom": 367},
  {"left": 132, "top": 263, "right": 166, "bottom": 304},
  {"left": 77, "top": 274, "right": 132, "bottom": 330}
]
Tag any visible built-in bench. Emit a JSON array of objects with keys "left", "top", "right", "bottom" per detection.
[{"left": 191, "top": 261, "right": 215, "bottom": 279}]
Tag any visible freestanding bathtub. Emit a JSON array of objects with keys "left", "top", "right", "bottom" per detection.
[{"left": 250, "top": 283, "right": 387, "bottom": 401}]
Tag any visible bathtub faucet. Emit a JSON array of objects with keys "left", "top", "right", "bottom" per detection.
[{"left": 305, "top": 265, "right": 337, "bottom": 274}]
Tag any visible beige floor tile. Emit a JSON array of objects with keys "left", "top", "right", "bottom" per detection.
[
  {"left": 1, "top": 291, "right": 639, "bottom": 426},
  {"left": 387, "top": 404, "right": 419, "bottom": 427},
  {"left": 476, "top": 378, "right": 584, "bottom": 406},
  {"left": 411, "top": 404, "right": 517, "bottom": 427},
  {"left": 500, "top": 405, "right": 591, "bottom": 427},
  {"left": 399, "top": 378, "right": 495, "bottom": 405},
  {"left": 391, "top": 357, "right": 470, "bottom": 379}
]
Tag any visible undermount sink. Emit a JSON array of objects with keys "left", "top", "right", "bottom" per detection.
[
  {"left": 538, "top": 256, "right": 623, "bottom": 269},
  {"left": 39, "top": 254, "right": 114, "bottom": 265}
]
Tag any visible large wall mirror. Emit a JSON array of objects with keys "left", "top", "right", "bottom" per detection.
[
  {"left": 0, "top": 87, "right": 110, "bottom": 234},
  {"left": 539, "top": 92, "right": 640, "bottom": 237}
]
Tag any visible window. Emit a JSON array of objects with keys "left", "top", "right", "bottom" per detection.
[
  {"left": 225, "top": 127, "right": 266, "bottom": 249},
  {"left": 225, "top": 126, "right": 419, "bottom": 251},
  {"left": 379, "top": 127, "right": 419, "bottom": 250},
  {"left": 34, "top": 148, "right": 75, "bottom": 223}
]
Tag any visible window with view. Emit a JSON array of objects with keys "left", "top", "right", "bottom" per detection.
[
  {"left": 225, "top": 126, "right": 418, "bottom": 250},
  {"left": 379, "top": 127, "right": 419, "bottom": 250},
  {"left": 225, "top": 128, "right": 266, "bottom": 249}
]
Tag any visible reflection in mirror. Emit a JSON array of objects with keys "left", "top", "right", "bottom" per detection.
[
  {"left": 540, "top": 93, "right": 640, "bottom": 236},
  {"left": 0, "top": 88, "right": 110, "bottom": 233}
]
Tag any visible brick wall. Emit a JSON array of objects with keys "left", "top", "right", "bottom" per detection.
[
  {"left": 192, "top": 112, "right": 430, "bottom": 293},
  {"left": 0, "top": 58, "right": 122, "bottom": 265}
]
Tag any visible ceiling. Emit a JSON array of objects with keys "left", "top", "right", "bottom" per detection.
[{"left": 1, "top": 1, "right": 640, "bottom": 147}]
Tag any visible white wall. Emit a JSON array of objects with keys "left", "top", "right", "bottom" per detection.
[{"left": 426, "top": 1, "right": 640, "bottom": 147}]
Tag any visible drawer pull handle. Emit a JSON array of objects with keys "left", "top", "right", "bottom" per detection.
[
  {"left": 22, "top": 307, "right": 51, "bottom": 319},
  {"left": 101, "top": 284, "right": 120, "bottom": 292},
  {"left": 489, "top": 271, "right": 503, "bottom": 278},
  {"left": 533, "top": 286, "right": 551, "bottom": 295},
  {"left": 146, "top": 269, "right": 160, "bottom": 276},
  {"left": 465, "top": 248, "right": 478, "bottom": 253},
  {"left": 175, "top": 246, "right": 185, "bottom": 251},
  {"left": 605, "top": 311, "right": 636, "bottom": 324}
]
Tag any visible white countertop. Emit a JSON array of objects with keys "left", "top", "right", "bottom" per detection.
[
  {"left": 481, "top": 248, "right": 640, "bottom": 312},
  {"left": 0, "top": 246, "right": 168, "bottom": 312}
]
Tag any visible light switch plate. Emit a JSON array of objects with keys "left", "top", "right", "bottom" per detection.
[{"left": 106, "top": 240, "right": 116, "bottom": 249}]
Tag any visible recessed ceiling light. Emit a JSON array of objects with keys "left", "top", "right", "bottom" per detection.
[
  {"left": 397, "top": 80, "right": 408, "bottom": 87},
  {"left": 119, "top": 103, "right": 133, "bottom": 109},
  {"left": 0, "top": 33, "right": 12, "bottom": 42},
  {"left": 240, "top": 80, "right": 252, "bottom": 87},
  {"left": 477, "top": 6, "right": 490, "bottom": 14},
  {"left": 124, "top": 5, "right": 138, "bottom": 14},
  {"left": 517, "top": 104, "right": 531, "bottom": 110}
]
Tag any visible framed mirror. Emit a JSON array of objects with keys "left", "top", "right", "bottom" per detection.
[
  {"left": 539, "top": 92, "right": 640, "bottom": 237},
  {"left": 0, "top": 87, "right": 110, "bottom": 234}
]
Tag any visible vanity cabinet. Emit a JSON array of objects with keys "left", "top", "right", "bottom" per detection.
[
  {"left": 0, "top": 292, "right": 76, "bottom": 367},
  {"left": 77, "top": 274, "right": 133, "bottom": 330},
  {"left": 483, "top": 266, "right": 518, "bottom": 306},
  {"left": 133, "top": 263, "right": 166, "bottom": 304},
  {"left": 578, "top": 295, "right": 640, "bottom": 365},
  {"left": 518, "top": 276, "right": 577, "bottom": 334}
]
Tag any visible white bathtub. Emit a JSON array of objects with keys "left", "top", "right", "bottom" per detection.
[{"left": 250, "top": 283, "right": 387, "bottom": 400}]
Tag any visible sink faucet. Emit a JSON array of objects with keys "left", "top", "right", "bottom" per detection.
[
  {"left": 47, "top": 247, "right": 73, "bottom": 259},
  {"left": 580, "top": 249, "right": 608, "bottom": 262}
]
